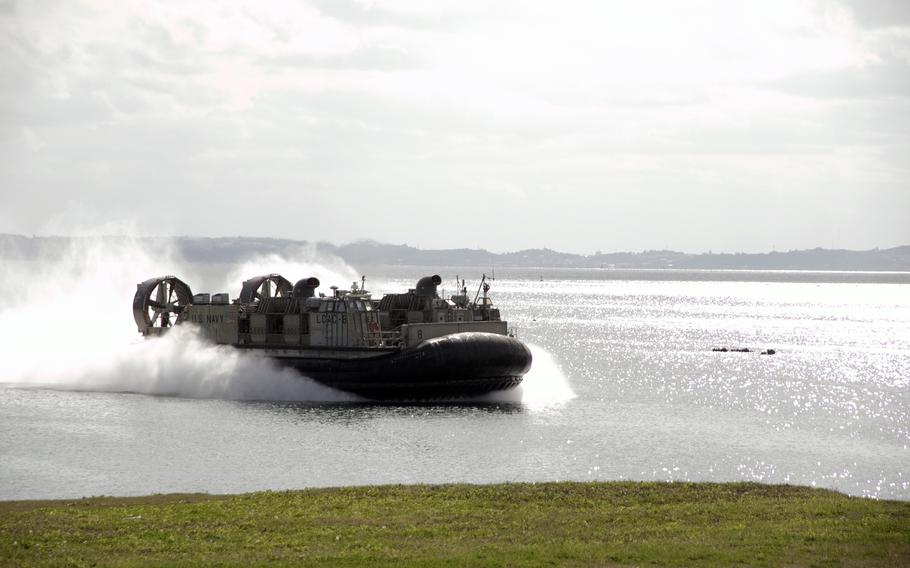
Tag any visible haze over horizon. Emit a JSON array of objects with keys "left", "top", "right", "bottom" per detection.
[{"left": 2, "top": 0, "right": 909, "bottom": 254}]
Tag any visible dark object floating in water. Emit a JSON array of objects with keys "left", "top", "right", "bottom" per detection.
[
  {"left": 712, "top": 347, "right": 776, "bottom": 355},
  {"left": 132, "top": 273, "right": 532, "bottom": 399}
]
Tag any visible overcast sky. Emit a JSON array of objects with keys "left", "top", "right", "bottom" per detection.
[{"left": 1, "top": 0, "right": 908, "bottom": 253}]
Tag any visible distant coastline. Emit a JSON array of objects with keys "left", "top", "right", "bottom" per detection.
[{"left": 2, "top": 234, "right": 909, "bottom": 271}]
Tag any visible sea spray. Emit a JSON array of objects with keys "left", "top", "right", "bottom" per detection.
[
  {"left": 0, "top": 237, "right": 180, "bottom": 380},
  {"left": 0, "top": 237, "right": 357, "bottom": 402},
  {"left": 39, "top": 325, "right": 359, "bottom": 402},
  {"left": 222, "top": 247, "right": 359, "bottom": 295},
  {"left": 482, "top": 343, "right": 575, "bottom": 409}
]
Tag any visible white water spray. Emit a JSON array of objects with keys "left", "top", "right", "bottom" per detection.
[
  {"left": 482, "top": 343, "right": 576, "bottom": 409},
  {"left": 49, "top": 325, "right": 355, "bottom": 401},
  {"left": 222, "top": 246, "right": 359, "bottom": 294},
  {"left": 0, "top": 238, "right": 357, "bottom": 402}
]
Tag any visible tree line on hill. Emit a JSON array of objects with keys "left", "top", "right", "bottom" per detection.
[{"left": 2, "top": 234, "right": 909, "bottom": 271}]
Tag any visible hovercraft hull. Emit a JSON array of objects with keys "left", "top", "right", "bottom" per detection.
[{"left": 263, "top": 332, "right": 532, "bottom": 399}]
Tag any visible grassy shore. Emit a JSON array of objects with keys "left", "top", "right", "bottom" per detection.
[{"left": 1, "top": 482, "right": 908, "bottom": 567}]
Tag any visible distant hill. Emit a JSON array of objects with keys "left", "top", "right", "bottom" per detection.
[{"left": 2, "top": 234, "right": 909, "bottom": 271}]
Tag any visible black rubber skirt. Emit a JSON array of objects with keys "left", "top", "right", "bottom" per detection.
[{"left": 275, "top": 332, "right": 533, "bottom": 400}]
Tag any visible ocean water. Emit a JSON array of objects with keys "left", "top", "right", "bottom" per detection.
[{"left": 1, "top": 264, "right": 908, "bottom": 500}]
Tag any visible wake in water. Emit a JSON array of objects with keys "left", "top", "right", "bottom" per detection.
[{"left": 0, "top": 237, "right": 573, "bottom": 407}]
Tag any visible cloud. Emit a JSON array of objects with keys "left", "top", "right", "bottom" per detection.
[
  {"left": 306, "top": 0, "right": 472, "bottom": 30},
  {"left": 839, "top": 0, "right": 910, "bottom": 28},
  {"left": 1, "top": 0, "right": 909, "bottom": 252},
  {"left": 258, "top": 44, "right": 425, "bottom": 71},
  {"left": 767, "top": 60, "right": 910, "bottom": 100}
]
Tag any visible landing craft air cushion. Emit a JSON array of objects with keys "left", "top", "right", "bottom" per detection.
[{"left": 132, "top": 274, "right": 532, "bottom": 399}]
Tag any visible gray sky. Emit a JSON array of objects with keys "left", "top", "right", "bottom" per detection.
[{"left": 2, "top": 0, "right": 908, "bottom": 253}]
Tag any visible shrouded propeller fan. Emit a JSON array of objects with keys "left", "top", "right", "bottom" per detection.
[
  {"left": 239, "top": 274, "right": 292, "bottom": 303},
  {"left": 132, "top": 276, "right": 193, "bottom": 333}
]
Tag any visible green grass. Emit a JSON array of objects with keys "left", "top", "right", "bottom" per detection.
[{"left": 1, "top": 482, "right": 908, "bottom": 567}]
